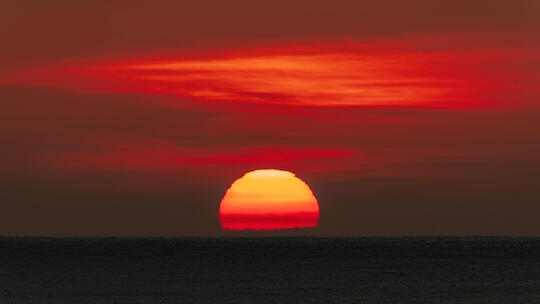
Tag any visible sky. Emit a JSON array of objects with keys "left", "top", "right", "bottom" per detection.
[{"left": 1, "top": 0, "right": 540, "bottom": 236}]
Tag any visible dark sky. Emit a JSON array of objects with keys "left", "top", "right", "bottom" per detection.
[{"left": 1, "top": 0, "right": 540, "bottom": 236}]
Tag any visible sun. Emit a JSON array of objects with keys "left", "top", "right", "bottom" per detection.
[{"left": 219, "top": 169, "right": 320, "bottom": 231}]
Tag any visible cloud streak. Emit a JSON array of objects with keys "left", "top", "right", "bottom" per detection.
[{"left": 4, "top": 39, "right": 537, "bottom": 109}]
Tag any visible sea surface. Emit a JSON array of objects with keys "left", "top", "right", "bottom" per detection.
[{"left": 1, "top": 237, "right": 539, "bottom": 303}]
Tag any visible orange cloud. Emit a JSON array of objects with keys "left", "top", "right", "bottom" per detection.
[{"left": 3, "top": 40, "right": 532, "bottom": 109}]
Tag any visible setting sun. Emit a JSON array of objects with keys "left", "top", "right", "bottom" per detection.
[{"left": 219, "top": 169, "right": 319, "bottom": 231}]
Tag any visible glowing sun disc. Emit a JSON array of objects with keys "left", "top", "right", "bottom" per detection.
[{"left": 219, "top": 169, "right": 320, "bottom": 231}]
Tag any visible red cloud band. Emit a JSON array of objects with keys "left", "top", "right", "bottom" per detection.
[{"left": 3, "top": 39, "right": 533, "bottom": 109}]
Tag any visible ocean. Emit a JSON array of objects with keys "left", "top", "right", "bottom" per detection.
[{"left": 1, "top": 237, "right": 539, "bottom": 303}]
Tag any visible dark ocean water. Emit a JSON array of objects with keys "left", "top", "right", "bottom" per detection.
[{"left": 1, "top": 237, "right": 540, "bottom": 303}]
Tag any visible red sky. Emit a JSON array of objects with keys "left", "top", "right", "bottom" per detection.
[{"left": 1, "top": 0, "right": 540, "bottom": 236}]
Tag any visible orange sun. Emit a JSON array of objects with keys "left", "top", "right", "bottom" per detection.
[{"left": 219, "top": 169, "right": 320, "bottom": 231}]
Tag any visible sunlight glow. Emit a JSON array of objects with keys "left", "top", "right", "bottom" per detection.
[{"left": 219, "top": 169, "right": 319, "bottom": 231}]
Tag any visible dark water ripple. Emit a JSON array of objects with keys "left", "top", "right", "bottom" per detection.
[{"left": 1, "top": 237, "right": 539, "bottom": 303}]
